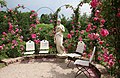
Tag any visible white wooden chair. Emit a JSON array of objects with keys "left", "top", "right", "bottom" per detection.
[
  {"left": 24, "top": 40, "right": 35, "bottom": 55},
  {"left": 66, "top": 41, "right": 85, "bottom": 67},
  {"left": 39, "top": 40, "right": 49, "bottom": 53},
  {"left": 74, "top": 46, "right": 96, "bottom": 78}
]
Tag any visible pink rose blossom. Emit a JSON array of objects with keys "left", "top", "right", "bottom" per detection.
[
  {"left": 72, "top": 26, "right": 74, "bottom": 28},
  {"left": 18, "top": 4, "right": 20, "bottom": 7},
  {"left": 100, "top": 28, "right": 109, "bottom": 37},
  {"left": 67, "top": 34, "right": 72, "bottom": 39},
  {"left": 1, "top": 38, "right": 5, "bottom": 40},
  {"left": 50, "top": 20, "right": 53, "bottom": 23},
  {"left": 8, "top": 22, "right": 13, "bottom": 31},
  {"left": 100, "top": 19, "right": 106, "bottom": 25},
  {"left": 0, "top": 46, "right": 3, "bottom": 50},
  {"left": 78, "top": 36, "right": 82, "bottom": 41},
  {"left": 99, "top": 41, "right": 104, "bottom": 45},
  {"left": 95, "top": 10, "right": 100, "bottom": 16},
  {"left": 31, "top": 10, "right": 35, "bottom": 12},
  {"left": 108, "top": 59, "right": 115, "bottom": 67},
  {"left": 117, "top": 12, "right": 120, "bottom": 17},
  {"left": 2, "top": 32, "right": 7, "bottom": 36},
  {"left": 90, "top": 0, "right": 98, "bottom": 8},
  {"left": 86, "top": 24, "right": 92, "bottom": 32},
  {"left": 34, "top": 40, "right": 40, "bottom": 44},
  {"left": 88, "top": 33, "right": 99, "bottom": 40},
  {"left": 12, "top": 40, "right": 18, "bottom": 45},
  {"left": 11, "top": 46, "right": 14, "bottom": 49},
  {"left": 98, "top": 56, "right": 102, "bottom": 61},
  {"left": 20, "top": 45, "right": 24, "bottom": 50},
  {"left": 70, "top": 30, "right": 74, "bottom": 36},
  {"left": 4, "top": 15, "right": 7, "bottom": 18},
  {"left": 30, "top": 16, "right": 32, "bottom": 18},
  {"left": 31, "top": 34, "right": 37, "bottom": 39},
  {"left": 39, "top": 28, "right": 42, "bottom": 30},
  {"left": 36, "top": 19, "right": 40, "bottom": 24},
  {"left": 93, "top": 17, "right": 99, "bottom": 21},
  {"left": 11, "top": 30, "right": 15, "bottom": 34},
  {"left": 106, "top": 44, "right": 109, "bottom": 46},
  {"left": 80, "top": 30, "right": 85, "bottom": 34},
  {"left": 30, "top": 24, "right": 36, "bottom": 28},
  {"left": 15, "top": 28, "right": 19, "bottom": 32},
  {"left": 76, "top": 30, "right": 79, "bottom": 33},
  {"left": 50, "top": 46, "right": 52, "bottom": 48}
]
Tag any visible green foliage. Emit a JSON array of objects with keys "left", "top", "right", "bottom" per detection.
[
  {"left": 36, "top": 23, "right": 57, "bottom": 53},
  {"left": 40, "top": 14, "right": 53, "bottom": 24},
  {"left": 0, "top": 11, "right": 8, "bottom": 34}
]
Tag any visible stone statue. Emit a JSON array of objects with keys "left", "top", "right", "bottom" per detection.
[{"left": 54, "top": 19, "right": 66, "bottom": 54}]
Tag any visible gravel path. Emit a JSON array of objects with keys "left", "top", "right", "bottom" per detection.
[{"left": 0, "top": 59, "right": 87, "bottom": 78}]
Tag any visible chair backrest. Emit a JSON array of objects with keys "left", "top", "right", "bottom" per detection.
[
  {"left": 89, "top": 46, "right": 96, "bottom": 63},
  {"left": 75, "top": 41, "right": 85, "bottom": 54},
  {"left": 39, "top": 40, "right": 49, "bottom": 53},
  {"left": 26, "top": 40, "right": 35, "bottom": 51}
]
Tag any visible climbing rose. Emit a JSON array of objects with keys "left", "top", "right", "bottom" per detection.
[
  {"left": 8, "top": 22, "right": 13, "bottom": 31},
  {"left": 2, "top": 32, "right": 7, "bottom": 36},
  {"left": 88, "top": 33, "right": 99, "bottom": 40},
  {"left": 100, "top": 19, "right": 106, "bottom": 25},
  {"left": 15, "top": 28, "right": 19, "bottom": 32},
  {"left": 99, "top": 41, "right": 104, "bottom": 45},
  {"left": 0, "top": 46, "right": 3, "bottom": 50},
  {"left": 34, "top": 40, "right": 40, "bottom": 44},
  {"left": 30, "top": 24, "right": 36, "bottom": 28},
  {"left": 95, "top": 10, "right": 100, "bottom": 16},
  {"left": 93, "top": 17, "right": 99, "bottom": 21},
  {"left": 31, "top": 34, "right": 37, "bottom": 39},
  {"left": 117, "top": 12, "right": 120, "bottom": 17},
  {"left": 108, "top": 59, "right": 115, "bottom": 67},
  {"left": 31, "top": 10, "right": 35, "bottom": 12},
  {"left": 80, "top": 30, "right": 85, "bottom": 34},
  {"left": 86, "top": 24, "right": 92, "bottom": 32},
  {"left": 1, "top": 38, "right": 5, "bottom": 40},
  {"left": 67, "top": 34, "right": 72, "bottom": 39},
  {"left": 90, "top": 0, "right": 98, "bottom": 8},
  {"left": 78, "top": 36, "right": 82, "bottom": 41},
  {"left": 100, "top": 28, "right": 109, "bottom": 37},
  {"left": 98, "top": 56, "right": 102, "bottom": 61}
]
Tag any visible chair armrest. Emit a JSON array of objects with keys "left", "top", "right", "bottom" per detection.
[{"left": 74, "top": 52, "right": 83, "bottom": 56}]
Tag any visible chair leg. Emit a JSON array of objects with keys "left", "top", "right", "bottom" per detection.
[
  {"left": 75, "top": 65, "right": 92, "bottom": 78},
  {"left": 67, "top": 60, "right": 71, "bottom": 67},
  {"left": 84, "top": 67, "right": 91, "bottom": 77},
  {"left": 75, "top": 67, "right": 84, "bottom": 78}
]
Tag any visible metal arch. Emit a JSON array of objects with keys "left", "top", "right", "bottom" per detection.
[
  {"left": 24, "top": 7, "right": 31, "bottom": 11},
  {"left": 36, "top": 7, "right": 54, "bottom": 13}
]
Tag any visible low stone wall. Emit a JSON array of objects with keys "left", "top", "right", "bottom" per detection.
[{"left": 1, "top": 54, "right": 67, "bottom": 66}]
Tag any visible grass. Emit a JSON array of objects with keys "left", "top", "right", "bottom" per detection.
[{"left": 0, "top": 63, "right": 5, "bottom": 69}]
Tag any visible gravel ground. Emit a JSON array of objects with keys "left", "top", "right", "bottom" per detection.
[
  {"left": 0, "top": 58, "right": 114, "bottom": 78},
  {"left": 0, "top": 59, "right": 88, "bottom": 78}
]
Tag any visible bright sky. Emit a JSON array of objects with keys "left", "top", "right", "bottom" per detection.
[{"left": 2, "top": 0, "right": 92, "bottom": 18}]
